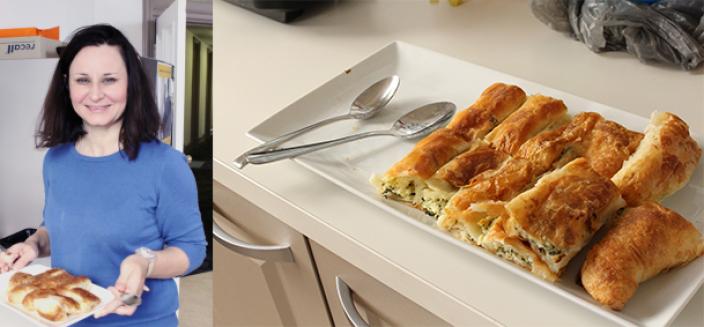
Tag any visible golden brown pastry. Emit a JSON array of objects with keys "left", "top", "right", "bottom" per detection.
[
  {"left": 437, "top": 157, "right": 535, "bottom": 244},
  {"left": 484, "top": 94, "right": 568, "bottom": 155},
  {"left": 7, "top": 284, "right": 38, "bottom": 306},
  {"left": 419, "top": 94, "right": 567, "bottom": 217},
  {"left": 6, "top": 268, "right": 100, "bottom": 322},
  {"left": 581, "top": 202, "right": 704, "bottom": 310},
  {"left": 578, "top": 118, "right": 643, "bottom": 178},
  {"left": 22, "top": 289, "right": 80, "bottom": 322},
  {"left": 9, "top": 272, "right": 34, "bottom": 289},
  {"left": 480, "top": 217, "right": 558, "bottom": 282},
  {"left": 611, "top": 111, "right": 702, "bottom": 206},
  {"left": 515, "top": 112, "right": 601, "bottom": 172},
  {"left": 420, "top": 141, "right": 507, "bottom": 217},
  {"left": 446, "top": 83, "right": 527, "bottom": 140},
  {"left": 503, "top": 158, "right": 625, "bottom": 276},
  {"left": 372, "top": 83, "right": 526, "bottom": 204},
  {"left": 56, "top": 287, "right": 100, "bottom": 312}
]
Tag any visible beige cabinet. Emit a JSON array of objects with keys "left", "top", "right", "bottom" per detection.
[
  {"left": 213, "top": 181, "right": 331, "bottom": 326},
  {"left": 310, "top": 240, "right": 465, "bottom": 327}
]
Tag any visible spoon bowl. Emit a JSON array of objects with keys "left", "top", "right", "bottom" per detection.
[
  {"left": 350, "top": 75, "right": 401, "bottom": 119},
  {"left": 234, "top": 75, "right": 401, "bottom": 168},
  {"left": 392, "top": 102, "right": 456, "bottom": 138},
  {"left": 246, "top": 102, "right": 457, "bottom": 165}
]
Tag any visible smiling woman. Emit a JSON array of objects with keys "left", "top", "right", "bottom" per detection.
[{"left": 0, "top": 24, "right": 206, "bottom": 327}]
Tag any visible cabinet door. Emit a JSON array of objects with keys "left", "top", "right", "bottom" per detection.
[
  {"left": 213, "top": 181, "right": 331, "bottom": 326},
  {"left": 311, "top": 240, "right": 478, "bottom": 327}
]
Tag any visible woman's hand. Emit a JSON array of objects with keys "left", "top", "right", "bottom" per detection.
[
  {"left": 94, "top": 254, "right": 150, "bottom": 318},
  {"left": 0, "top": 242, "right": 39, "bottom": 273}
]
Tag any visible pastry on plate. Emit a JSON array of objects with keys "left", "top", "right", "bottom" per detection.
[
  {"left": 502, "top": 158, "right": 625, "bottom": 276},
  {"left": 480, "top": 216, "right": 558, "bottom": 281},
  {"left": 611, "top": 111, "right": 701, "bottom": 206},
  {"left": 484, "top": 94, "right": 568, "bottom": 155},
  {"left": 438, "top": 157, "right": 535, "bottom": 244},
  {"left": 419, "top": 94, "right": 567, "bottom": 217},
  {"left": 581, "top": 202, "right": 704, "bottom": 310},
  {"left": 372, "top": 83, "right": 526, "bottom": 204},
  {"left": 6, "top": 268, "right": 100, "bottom": 322}
]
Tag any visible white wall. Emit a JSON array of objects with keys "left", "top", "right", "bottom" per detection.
[
  {"left": 0, "top": 0, "right": 143, "bottom": 237},
  {"left": 0, "top": 0, "right": 143, "bottom": 54}
]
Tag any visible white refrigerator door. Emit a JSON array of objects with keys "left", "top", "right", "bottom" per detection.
[
  {"left": 155, "top": 0, "right": 186, "bottom": 152},
  {"left": 0, "top": 59, "right": 54, "bottom": 238}
]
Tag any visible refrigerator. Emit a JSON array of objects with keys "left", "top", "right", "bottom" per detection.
[
  {"left": 141, "top": 57, "right": 175, "bottom": 145},
  {"left": 0, "top": 58, "right": 55, "bottom": 239}
]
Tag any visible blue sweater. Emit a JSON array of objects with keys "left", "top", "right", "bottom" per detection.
[{"left": 42, "top": 141, "right": 206, "bottom": 326}]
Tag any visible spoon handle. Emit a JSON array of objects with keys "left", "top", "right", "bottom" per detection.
[
  {"left": 233, "top": 114, "right": 351, "bottom": 168},
  {"left": 246, "top": 130, "right": 393, "bottom": 165}
]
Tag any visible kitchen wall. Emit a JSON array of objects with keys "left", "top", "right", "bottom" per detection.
[
  {"left": 0, "top": 0, "right": 143, "bottom": 237},
  {"left": 0, "top": 0, "right": 143, "bottom": 54}
]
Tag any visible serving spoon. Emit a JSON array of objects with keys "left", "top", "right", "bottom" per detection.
[
  {"left": 233, "top": 75, "right": 401, "bottom": 169},
  {"left": 245, "top": 102, "right": 456, "bottom": 165}
]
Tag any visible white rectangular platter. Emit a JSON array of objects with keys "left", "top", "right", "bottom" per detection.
[
  {"left": 0, "top": 264, "right": 112, "bottom": 327},
  {"left": 246, "top": 41, "right": 704, "bottom": 327}
]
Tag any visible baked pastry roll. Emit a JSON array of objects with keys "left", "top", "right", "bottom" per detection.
[
  {"left": 484, "top": 94, "right": 568, "bottom": 155},
  {"left": 503, "top": 158, "right": 625, "bottom": 276},
  {"left": 372, "top": 83, "right": 526, "bottom": 203},
  {"left": 22, "top": 289, "right": 80, "bottom": 321},
  {"left": 445, "top": 83, "right": 527, "bottom": 141},
  {"left": 419, "top": 94, "right": 568, "bottom": 217},
  {"left": 438, "top": 157, "right": 535, "bottom": 244},
  {"left": 480, "top": 217, "right": 558, "bottom": 282},
  {"left": 420, "top": 142, "right": 507, "bottom": 217},
  {"left": 56, "top": 287, "right": 100, "bottom": 312},
  {"left": 576, "top": 118, "right": 643, "bottom": 178},
  {"left": 581, "top": 202, "right": 704, "bottom": 310},
  {"left": 515, "top": 112, "right": 602, "bottom": 172},
  {"left": 9, "top": 272, "right": 34, "bottom": 289},
  {"left": 6, "top": 268, "right": 100, "bottom": 322},
  {"left": 7, "top": 284, "right": 38, "bottom": 306},
  {"left": 612, "top": 111, "right": 702, "bottom": 206}
]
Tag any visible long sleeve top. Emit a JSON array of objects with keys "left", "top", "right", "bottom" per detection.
[{"left": 42, "top": 141, "right": 207, "bottom": 326}]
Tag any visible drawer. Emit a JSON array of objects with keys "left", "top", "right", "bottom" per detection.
[
  {"left": 213, "top": 181, "right": 331, "bottom": 326},
  {"left": 310, "top": 240, "right": 485, "bottom": 327}
]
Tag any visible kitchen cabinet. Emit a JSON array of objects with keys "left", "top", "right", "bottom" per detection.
[
  {"left": 310, "top": 240, "right": 463, "bottom": 327},
  {"left": 213, "top": 181, "right": 330, "bottom": 326}
]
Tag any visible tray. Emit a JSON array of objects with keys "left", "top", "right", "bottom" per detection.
[
  {"left": 0, "top": 264, "right": 112, "bottom": 327},
  {"left": 246, "top": 41, "right": 704, "bottom": 327}
]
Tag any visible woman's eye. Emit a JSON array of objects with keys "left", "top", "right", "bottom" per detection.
[
  {"left": 75, "top": 78, "right": 89, "bottom": 84},
  {"left": 103, "top": 77, "right": 117, "bottom": 84}
]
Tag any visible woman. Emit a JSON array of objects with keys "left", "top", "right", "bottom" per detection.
[{"left": 0, "top": 24, "right": 206, "bottom": 326}]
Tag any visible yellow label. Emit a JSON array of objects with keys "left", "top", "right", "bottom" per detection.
[{"left": 157, "top": 63, "right": 173, "bottom": 78}]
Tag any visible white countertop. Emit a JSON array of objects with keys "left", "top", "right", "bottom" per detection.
[{"left": 213, "top": 0, "right": 704, "bottom": 326}]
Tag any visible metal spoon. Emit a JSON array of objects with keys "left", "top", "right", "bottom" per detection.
[
  {"left": 245, "top": 102, "right": 456, "bottom": 165},
  {"left": 233, "top": 75, "right": 401, "bottom": 169}
]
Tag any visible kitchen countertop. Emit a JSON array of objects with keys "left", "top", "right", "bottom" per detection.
[{"left": 213, "top": 0, "right": 704, "bottom": 326}]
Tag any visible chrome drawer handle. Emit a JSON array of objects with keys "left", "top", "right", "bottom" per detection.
[
  {"left": 213, "top": 220, "right": 294, "bottom": 263},
  {"left": 336, "top": 276, "right": 370, "bottom": 327}
]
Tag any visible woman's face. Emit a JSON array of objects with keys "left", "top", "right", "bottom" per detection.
[{"left": 68, "top": 45, "right": 128, "bottom": 131}]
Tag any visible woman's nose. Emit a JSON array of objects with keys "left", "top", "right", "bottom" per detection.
[{"left": 89, "top": 83, "right": 104, "bottom": 101}]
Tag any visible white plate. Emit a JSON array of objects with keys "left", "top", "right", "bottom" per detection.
[
  {"left": 246, "top": 41, "right": 704, "bottom": 327},
  {"left": 0, "top": 264, "right": 112, "bottom": 327}
]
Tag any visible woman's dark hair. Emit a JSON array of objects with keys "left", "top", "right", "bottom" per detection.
[{"left": 36, "top": 24, "right": 159, "bottom": 160}]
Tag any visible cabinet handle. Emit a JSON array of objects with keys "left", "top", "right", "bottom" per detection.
[
  {"left": 213, "top": 220, "right": 294, "bottom": 262},
  {"left": 336, "top": 276, "right": 370, "bottom": 327}
]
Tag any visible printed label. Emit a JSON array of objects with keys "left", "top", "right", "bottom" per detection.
[{"left": 5, "top": 42, "right": 37, "bottom": 54}]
